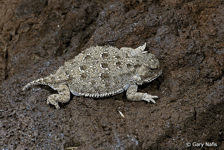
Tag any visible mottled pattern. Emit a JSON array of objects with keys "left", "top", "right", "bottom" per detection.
[{"left": 23, "top": 43, "right": 162, "bottom": 109}]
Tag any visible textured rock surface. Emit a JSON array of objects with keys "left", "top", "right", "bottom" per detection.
[{"left": 0, "top": 0, "right": 224, "bottom": 149}]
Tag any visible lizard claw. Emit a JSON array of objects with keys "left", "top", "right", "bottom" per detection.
[{"left": 142, "top": 93, "right": 158, "bottom": 103}]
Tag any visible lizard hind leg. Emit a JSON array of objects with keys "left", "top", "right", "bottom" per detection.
[{"left": 47, "top": 84, "right": 70, "bottom": 109}]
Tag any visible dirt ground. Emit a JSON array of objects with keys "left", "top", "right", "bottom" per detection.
[{"left": 0, "top": 0, "right": 224, "bottom": 149}]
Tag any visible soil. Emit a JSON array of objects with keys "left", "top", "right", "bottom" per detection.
[{"left": 0, "top": 0, "right": 224, "bottom": 149}]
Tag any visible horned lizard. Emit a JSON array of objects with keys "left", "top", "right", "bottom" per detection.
[{"left": 23, "top": 43, "right": 162, "bottom": 109}]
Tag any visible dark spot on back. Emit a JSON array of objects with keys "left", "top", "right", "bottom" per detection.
[
  {"left": 101, "top": 73, "right": 110, "bottom": 80},
  {"left": 126, "top": 63, "right": 132, "bottom": 69},
  {"left": 101, "top": 63, "right": 109, "bottom": 69},
  {"left": 116, "top": 62, "right": 122, "bottom": 69},
  {"left": 91, "top": 80, "right": 96, "bottom": 85},
  {"left": 80, "top": 73, "right": 87, "bottom": 79},
  {"left": 134, "top": 64, "right": 141, "bottom": 69},
  {"left": 115, "top": 55, "right": 121, "bottom": 59},
  {"left": 80, "top": 65, "right": 87, "bottom": 70},
  {"left": 102, "top": 52, "right": 109, "bottom": 58},
  {"left": 105, "top": 82, "right": 110, "bottom": 88},
  {"left": 84, "top": 55, "right": 91, "bottom": 60}
]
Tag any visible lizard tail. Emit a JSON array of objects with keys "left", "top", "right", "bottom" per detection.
[{"left": 22, "top": 76, "right": 53, "bottom": 91}]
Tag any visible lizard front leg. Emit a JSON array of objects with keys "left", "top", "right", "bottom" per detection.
[{"left": 126, "top": 85, "right": 158, "bottom": 103}]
